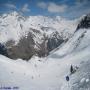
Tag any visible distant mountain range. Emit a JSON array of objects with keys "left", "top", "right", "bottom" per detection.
[{"left": 0, "top": 11, "right": 89, "bottom": 60}]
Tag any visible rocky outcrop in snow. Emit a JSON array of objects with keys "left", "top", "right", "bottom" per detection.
[{"left": 77, "top": 13, "right": 90, "bottom": 30}]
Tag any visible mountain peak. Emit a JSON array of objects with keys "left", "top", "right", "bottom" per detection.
[{"left": 77, "top": 13, "right": 90, "bottom": 30}]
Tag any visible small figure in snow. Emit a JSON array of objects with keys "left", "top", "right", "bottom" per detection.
[
  {"left": 65, "top": 65, "right": 79, "bottom": 82},
  {"left": 70, "top": 65, "right": 74, "bottom": 74},
  {"left": 70, "top": 65, "right": 79, "bottom": 75},
  {"left": 66, "top": 75, "right": 69, "bottom": 81}
]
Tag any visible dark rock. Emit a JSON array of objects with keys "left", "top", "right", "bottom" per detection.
[
  {"left": 4, "top": 30, "right": 65, "bottom": 60},
  {"left": 6, "top": 32, "right": 35, "bottom": 61},
  {"left": 47, "top": 32, "right": 64, "bottom": 51},
  {"left": 0, "top": 43, "right": 8, "bottom": 56},
  {"left": 76, "top": 14, "right": 90, "bottom": 30}
]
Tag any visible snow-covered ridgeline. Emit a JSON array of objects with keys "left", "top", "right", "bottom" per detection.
[{"left": 0, "top": 11, "right": 78, "bottom": 44}]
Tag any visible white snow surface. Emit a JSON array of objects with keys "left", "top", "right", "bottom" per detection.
[{"left": 0, "top": 28, "right": 90, "bottom": 90}]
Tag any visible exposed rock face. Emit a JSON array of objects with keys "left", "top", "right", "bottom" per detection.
[
  {"left": 77, "top": 14, "right": 90, "bottom": 30},
  {"left": 5, "top": 31, "right": 65, "bottom": 60},
  {"left": 6, "top": 32, "right": 35, "bottom": 60},
  {"left": 47, "top": 31, "right": 64, "bottom": 51},
  {"left": 0, "top": 43, "right": 8, "bottom": 56}
]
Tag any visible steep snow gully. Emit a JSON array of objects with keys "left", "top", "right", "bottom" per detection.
[{"left": 0, "top": 13, "right": 90, "bottom": 90}]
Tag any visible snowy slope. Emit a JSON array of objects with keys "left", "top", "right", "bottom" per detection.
[{"left": 0, "top": 28, "right": 90, "bottom": 90}]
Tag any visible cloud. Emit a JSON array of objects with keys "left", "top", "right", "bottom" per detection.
[
  {"left": 63, "top": 0, "right": 90, "bottom": 19},
  {"left": 37, "top": 2, "right": 67, "bottom": 13},
  {"left": 37, "top": 2, "right": 47, "bottom": 9},
  {"left": 76, "top": 0, "right": 90, "bottom": 3},
  {"left": 4, "top": 3, "right": 16, "bottom": 9},
  {"left": 48, "top": 3, "right": 67, "bottom": 13},
  {"left": 21, "top": 4, "right": 30, "bottom": 12},
  {"left": 74, "top": 0, "right": 90, "bottom": 9},
  {"left": 37, "top": 1, "right": 90, "bottom": 19}
]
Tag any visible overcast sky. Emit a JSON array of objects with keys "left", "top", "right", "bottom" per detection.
[{"left": 0, "top": 0, "right": 90, "bottom": 19}]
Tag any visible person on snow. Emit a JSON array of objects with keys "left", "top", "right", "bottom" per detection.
[
  {"left": 70, "top": 65, "right": 74, "bottom": 74},
  {"left": 70, "top": 65, "right": 79, "bottom": 74}
]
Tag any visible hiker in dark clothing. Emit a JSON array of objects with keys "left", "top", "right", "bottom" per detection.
[
  {"left": 70, "top": 65, "right": 79, "bottom": 74},
  {"left": 70, "top": 65, "right": 74, "bottom": 74}
]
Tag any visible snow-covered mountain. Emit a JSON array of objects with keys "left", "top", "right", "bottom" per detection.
[
  {"left": 0, "top": 11, "right": 77, "bottom": 44},
  {"left": 0, "top": 11, "right": 78, "bottom": 60},
  {"left": 0, "top": 13, "right": 90, "bottom": 90}
]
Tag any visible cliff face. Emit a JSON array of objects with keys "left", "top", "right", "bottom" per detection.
[{"left": 5, "top": 31, "right": 65, "bottom": 60}]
